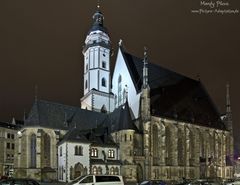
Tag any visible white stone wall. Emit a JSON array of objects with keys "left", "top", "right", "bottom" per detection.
[
  {"left": 112, "top": 48, "right": 141, "bottom": 119},
  {"left": 58, "top": 142, "right": 90, "bottom": 182}
]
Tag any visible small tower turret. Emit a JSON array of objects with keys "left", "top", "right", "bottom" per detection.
[
  {"left": 140, "top": 47, "right": 150, "bottom": 122},
  {"left": 226, "top": 83, "right": 233, "bottom": 133}
]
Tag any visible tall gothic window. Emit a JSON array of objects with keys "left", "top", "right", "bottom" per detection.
[
  {"left": 178, "top": 129, "right": 184, "bottom": 166},
  {"left": 42, "top": 133, "right": 51, "bottom": 167},
  {"left": 118, "top": 75, "right": 122, "bottom": 105},
  {"left": 102, "top": 61, "right": 106, "bottom": 69},
  {"left": 165, "top": 126, "right": 172, "bottom": 166},
  {"left": 30, "top": 134, "right": 36, "bottom": 168},
  {"left": 101, "top": 78, "right": 106, "bottom": 87},
  {"left": 153, "top": 125, "right": 159, "bottom": 165}
]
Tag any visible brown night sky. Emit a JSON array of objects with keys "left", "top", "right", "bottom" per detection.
[{"left": 0, "top": 0, "right": 239, "bottom": 150}]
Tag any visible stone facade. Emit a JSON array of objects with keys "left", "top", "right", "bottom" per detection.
[{"left": 14, "top": 127, "right": 67, "bottom": 181}]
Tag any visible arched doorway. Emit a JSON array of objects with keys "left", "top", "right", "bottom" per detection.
[{"left": 74, "top": 163, "right": 84, "bottom": 178}]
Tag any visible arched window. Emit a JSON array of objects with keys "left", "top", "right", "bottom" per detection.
[
  {"left": 153, "top": 124, "right": 159, "bottom": 165},
  {"left": 108, "top": 149, "right": 115, "bottom": 158},
  {"left": 165, "top": 126, "right": 172, "bottom": 166},
  {"left": 42, "top": 133, "right": 51, "bottom": 167},
  {"left": 85, "top": 80, "right": 88, "bottom": 89},
  {"left": 92, "top": 166, "right": 97, "bottom": 175},
  {"left": 30, "top": 134, "right": 36, "bottom": 168},
  {"left": 118, "top": 75, "right": 122, "bottom": 105},
  {"left": 86, "top": 64, "right": 88, "bottom": 71},
  {"left": 110, "top": 167, "right": 114, "bottom": 175},
  {"left": 101, "top": 78, "right": 106, "bottom": 87},
  {"left": 102, "top": 61, "right": 106, "bottom": 69},
  {"left": 114, "top": 167, "right": 119, "bottom": 175},
  {"left": 60, "top": 146, "right": 62, "bottom": 157},
  {"left": 79, "top": 146, "right": 83, "bottom": 156},
  {"left": 91, "top": 148, "right": 98, "bottom": 157},
  {"left": 75, "top": 146, "right": 78, "bottom": 155},
  {"left": 178, "top": 129, "right": 184, "bottom": 166},
  {"left": 70, "top": 166, "right": 74, "bottom": 180},
  {"left": 97, "top": 167, "right": 102, "bottom": 175}
]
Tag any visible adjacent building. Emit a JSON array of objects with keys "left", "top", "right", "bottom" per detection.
[
  {"left": 58, "top": 127, "right": 120, "bottom": 182},
  {"left": 0, "top": 120, "right": 22, "bottom": 177}
]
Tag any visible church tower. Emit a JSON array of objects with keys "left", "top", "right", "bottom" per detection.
[{"left": 81, "top": 5, "right": 114, "bottom": 113}]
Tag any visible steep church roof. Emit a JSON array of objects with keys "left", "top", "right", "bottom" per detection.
[
  {"left": 120, "top": 47, "right": 226, "bottom": 130},
  {"left": 25, "top": 99, "right": 107, "bottom": 130},
  {"left": 25, "top": 99, "right": 138, "bottom": 132}
]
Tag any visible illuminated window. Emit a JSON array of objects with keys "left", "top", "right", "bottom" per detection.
[
  {"left": 108, "top": 149, "right": 115, "bottom": 158},
  {"left": 91, "top": 148, "right": 98, "bottom": 157}
]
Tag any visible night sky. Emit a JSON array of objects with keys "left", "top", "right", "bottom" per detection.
[{"left": 0, "top": 1, "right": 239, "bottom": 149}]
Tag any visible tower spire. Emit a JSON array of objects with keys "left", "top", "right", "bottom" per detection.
[
  {"left": 226, "top": 82, "right": 233, "bottom": 133},
  {"left": 142, "top": 47, "right": 149, "bottom": 89}
]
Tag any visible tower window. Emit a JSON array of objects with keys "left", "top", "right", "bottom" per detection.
[
  {"left": 101, "top": 78, "right": 106, "bottom": 87},
  {"left": 102, "top": 61, "right": 106, "bottom": 69},
  {"left": 103, "top": 53, "right": 106, "bottom": 57},
  {"left": 86, "top": 64, "right": 88, "bottom": 71},
  {"left": 85, "top": 80, "right": 88, "bottom": 89}
]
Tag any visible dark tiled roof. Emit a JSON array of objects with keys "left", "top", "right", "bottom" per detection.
[
  {"left": 25, "top": 100, "right": 107, "bottom": 130},
  {"left": 60, "top": 127, "right": 118, "bottom": 147},
  {"left": 121, "top": 47, "right": 226, "bottom": 130},
  {"left": 101, "top": 101, "right": 139, "bottom": 132},
  {"left": 0, "top": 121, "right": 22, "bottom": 130}
]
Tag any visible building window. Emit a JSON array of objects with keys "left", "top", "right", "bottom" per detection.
[
  {"left": 7, "top": 143, "right": 10, "bottom": 149},
  {"left": 103, "top": 53, "right": 106, "bottom": 57},
  {"left": 101, "top": 78, "right": 106, "bottom": 87},
  {"left": 43, "top": 133, "right": 51, "bottom": 167},
  {"left": 75, "top": 146, "right": 83, "bottom": 156},
  {"left": 153, "top": 124, "right": 159, "bottom": 165},
  {"left": 92, "top": 166, "right": 97, "bottom": 175},
  {"left": 118, "top": 75, "right": 122, "bottom": 105},
  {"left": 102, "top": 61, "right": 106, "bottom": 69},
  {"left": 11, "top": 134, "right": 14, "bottom": 139},
  {"left": 7, "top": 133, "right": 10, "bottom": 139},
  {"left": 85, "top": 80, "right": 88, "bottom": 89},
  {"left": 108, "top": 149, "right": 115, "bottom": 158},
  {"left": 11, "top": 143, "right": 15, "bottom": 150},
  {"left": 30, "top": 134, "right": 36, "bottom": 168},
  {"left": 7, "top": 154, "right": 10, "bottom": 160},
  {"left": 86, "top": 64, "right": 88, "bottom": 71},
  {"left": 110, "top": 167, "right": 114, "bottom": 175},
  {"left": 97, "top": 167, "right": 102, "bottom": 175},
  {"left": 91, "top": 148, "right": 98, "bottom": 157}
]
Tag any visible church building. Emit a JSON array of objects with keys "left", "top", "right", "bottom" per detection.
[{"left": 13, "top": 5, "right": 234, "bottom": 184}]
